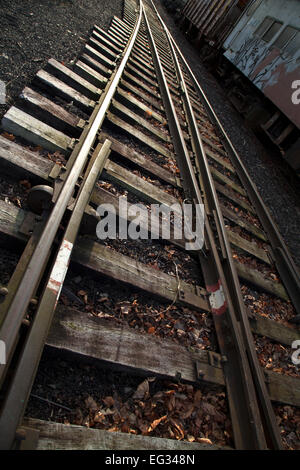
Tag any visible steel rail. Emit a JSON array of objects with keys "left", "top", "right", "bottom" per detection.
[
  {"left": 149, "top": 4, "right": 283, "bottom": 449},
  {"left": 152, "top": 1, "right": 300, "bottom": 318},
  {"left": 0, "top": 140, "right": 111, "bottom": 450},
  {"left": 0, "top": 3, "right": 142, "bottom": 449},
  {"left": 0, "top": 1, "right": 142, "bottom": 381},
  {"left": 142, "top": 1, "right": 272, "bottom": 450}
]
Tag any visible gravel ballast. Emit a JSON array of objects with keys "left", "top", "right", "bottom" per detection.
[{"left": 0, "top": 0, "right": 123, "bottom": 121}]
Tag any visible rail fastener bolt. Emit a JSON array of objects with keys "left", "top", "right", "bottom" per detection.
[{"left": 0, "top": 287, "right": 8, "bottom": 297}]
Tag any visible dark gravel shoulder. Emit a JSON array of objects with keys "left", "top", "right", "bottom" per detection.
[
  {"left": 0, "top": 0, "right": 123, "bottom": 120},
  {"left": 153, "top": 0, "right": 300, "bottom": 269}
]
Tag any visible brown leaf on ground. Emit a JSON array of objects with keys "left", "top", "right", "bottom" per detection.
[
  {"left": 119, "top": 302, "right": 132, "bottom": 315},
  {"left": 85, "top": 396, "right": 98, "bottom": 412},
  {"left": 150, "top": 262, "right": 160, "bottom": 271},
  {"left": 138, "top": 420, "right": 150, "bottom": 435},
  {"left": 132, "top": 379, "right": 150, "bottom": 401},
  {"left": 78, "top": 290, "right": 87, "bottom": 296},
  {"left": 103, "top": 396, "right": 114, "bottom": 408},
  {"left": 93, "top": 411, "right": 106, "bottom": 424},
  {"left": 166, "top": 392, "right": 175, "bottom": 412},
  {"left": 2, "top": 132, "right": 15, "bottom": 141},
  {"left": 181, "top": 403, "right": 194, "bottom": 419},
  {"left": 197, "top": 437, "right": 213, "bottom": 445},
  {"left": 73, "top": 408, "right": 83, "bottom": 425},
  {"left": 12, "top": 197, "right": 21, "bottom": 207},
  {"left": 19, "top": 180, "right": 31, "bottom": 190},
  {"left": 170, "top": 418, "right": 185, "bottom": 440},
  {"left": 201, "top": 402, "right": 217, "bottom": 416},
  {"left": 194, "top": 389, "right": 202, "bottom": 406},
  {"left": 31, "top": 145, "right": 43, "bottom": 152},
  {"left": 108, "top": 426, "right": 119, "bottom": 432},
  {"left": 148, "top": 415, "right": 167, "bottom": 433}
]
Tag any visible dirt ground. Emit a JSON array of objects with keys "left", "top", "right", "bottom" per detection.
[{"left": 0, "top": 0, "right": 123, "bottom": 120}]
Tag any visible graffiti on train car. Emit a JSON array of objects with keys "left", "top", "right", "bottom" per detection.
[
  {"left": 222, "top": 0, "right": 300, "bottom": 132},
  {"left": 226, "top": 36, "right": 300, "bottom": 129},
  {"left": 179, "top": 0, "right": 300, "bottom": 168}
]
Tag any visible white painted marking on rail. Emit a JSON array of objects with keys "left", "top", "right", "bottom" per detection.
[
  {"left": 208, "top": 282, "right": 226, "bottom": 315},
  {"left": 48, "top": 240, "right": 73, "bottom": 299}
]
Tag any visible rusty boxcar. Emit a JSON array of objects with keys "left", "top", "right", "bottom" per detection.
[{"left": 178, "top": 0, "right": 300, "bottom": 172}]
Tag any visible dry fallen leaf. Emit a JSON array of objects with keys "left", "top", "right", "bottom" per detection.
[
  {"left": 78, "top": 290, "right": 87, "bottom": 296},
  {"left": 12, "top": 197, "right": 21, "bottom": 208},
  {"left": 85, "top": 396, "right": 98, "bottom": 412},
  {"left": 170, "top": 418, "right": 185, "bottom": 440},
  {"left": 19, "top": 180, "right": 31, "bottom": 190},
  {"left": 2, "top": 132, "right": 15, "bottom": 141},
  {"left": 166, "top": 393, "right": 175, "bottom": 412},
  {"left": 181, "top": 403, "right": 194, "bottom": 419},
  {"left": 94, "top": 411, "right": 106, "bottom": 424},
  {"left": 31, "top": 145, "right": 43, "bottom": 152},
  {"left": 148, "top": 415, "right": 167, "bottom": 433},
  {"left": 197, "top": 437, "right": 213, "bottom": 445},
  {"left": 133, "top": 377, "right": 155, "bottom": 401},
  {"left": 103, "top": 396, "right": 114, "bottom": 408},
  {"left": 133, "top": 379, "right": 150, "bottom": 401},
  {"left": 194, "top": 389, "right": 202, "bottom": 406}
]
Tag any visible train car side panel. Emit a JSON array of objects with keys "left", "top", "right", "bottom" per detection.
[{"left": 223, "top": 0, "right": 300, "bottom": 129}]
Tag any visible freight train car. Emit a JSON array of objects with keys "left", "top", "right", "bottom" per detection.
[
  {"left": 180, "top": 0, "right": 250, "bottom": 48},
  {"left": 178, "top": 0, "right": 300, "bottom": 172}
]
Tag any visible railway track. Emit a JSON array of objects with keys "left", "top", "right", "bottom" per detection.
[{"left": 0, "top": 0, "right": 299, "bottom": 451}]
